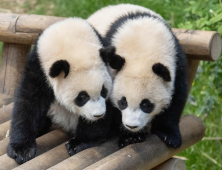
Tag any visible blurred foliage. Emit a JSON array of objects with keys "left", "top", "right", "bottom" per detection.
[{"left": 0, "top": 0, "right": 222, "bottom": 169}]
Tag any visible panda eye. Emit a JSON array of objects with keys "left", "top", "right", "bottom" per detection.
[
  {"left": 74, "top": 91, "right": 90, "bottom": 107},
  {"left": 101, "top": 85, "right": 108, "bottom": 98},
  {"left": 117, "top": 97, "right": 128, "bottom": 110},
  {"left": 140, "top": 99, "right": 154, "bottom": 114}
]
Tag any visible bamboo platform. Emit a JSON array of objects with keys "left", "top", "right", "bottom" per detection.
[{"left": 0, "top": 13, "right": 221, "bottom": 170}]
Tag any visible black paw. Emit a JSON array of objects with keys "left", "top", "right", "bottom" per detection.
[
  {"left": 118, "top": 133, "right": 147, "bottom": 149},
  {"left": 7, "top": 141, "right": 36, "bottom": 164},
  {"left": 153, "top": 128, "right": 182, "bottom": 148},
  {"left": 65, "top": 138, "right": 87, "bottom": 156}
]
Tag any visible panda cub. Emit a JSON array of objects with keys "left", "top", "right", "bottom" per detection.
[
  {"left": 7, "top": 18, "right": 113, "bottom": 164},
  {"left": 89, "top": 4, "right": 188, "bottom": 148}
]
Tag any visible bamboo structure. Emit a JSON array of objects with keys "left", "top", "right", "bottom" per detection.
[{"left": 0, "top": 12, "right": 221, "bottom": 170}]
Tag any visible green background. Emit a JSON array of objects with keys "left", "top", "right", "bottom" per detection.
[{"left": 0, "top": 0, "right": 221, "bottom": 169}]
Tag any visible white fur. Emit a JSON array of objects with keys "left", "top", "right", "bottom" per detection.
[
  {"left": 48, "top": 101, "right": 79, "bottom": 132},
  {"left": 87, "top": 4, "right": 163, "bottom": 36},
  {"left": 37, "top": 18, "right": 112, "bottom": 131},
  {"left": 79, "top": 96, "right": 106, "bottom": 121},
  {"left": 88, "top": 4, "right": 177, "bottom": 131},
  {"left": 122, "top": 108, "right": 151, "bottom": 132}
]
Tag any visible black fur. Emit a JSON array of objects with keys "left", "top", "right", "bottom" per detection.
[
  {"left": 74, "top": 91, "right": 90, "bottom": 107},
  {"left": 7, "top": 45, "right": 55, "bottom": 164},
  {"left": 140, "top": 99, "right": 155, "bottom": 114},
  {"left": 99, "top": 46, "right": 125, "bottom": 71},
  {"left": 7, "top": 25, "right": 121, "bottom": 164},
  {"left": 151, "top": 36, "right": 188, "bottom": 148},
  {"left": 102, "top": 10, "right": 188, "bottom": 148},
  {"left": 103, "top": 12, "right": 164, "bottom": 47},
  {"left": 49, "top": 60, "right": 70, "bottom": 78},
  {"left": 152, "top": 63, "right": 171, "bottom": 82},
  {"left": 65, "top": 100, "right": 120, "bottom": 156}
]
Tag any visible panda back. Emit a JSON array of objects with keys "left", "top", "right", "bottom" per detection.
[{"left": 87, "top": 4, "right": 162, "bottom": 37}]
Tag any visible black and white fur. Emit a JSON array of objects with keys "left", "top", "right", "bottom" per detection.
[
  {"left": 7, "top": 18, "right": 114, "bottom": 164},
  {"left": 89, "top": 4, "right": 188, "bottom": 148}
]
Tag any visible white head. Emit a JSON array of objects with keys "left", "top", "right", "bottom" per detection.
[
  {"left": 100, "top": 17, "right": 177, "bottom": 131},
  {"left": 38, "top": 18, "right": 112, "bottom": 121}
]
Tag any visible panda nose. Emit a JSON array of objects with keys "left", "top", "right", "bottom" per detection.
[
  {"left": 93, "top": 113, "right": 104, "bottom": 118},
  {"left": 125, "top": 124, "right": 138, "bottom": 129}
]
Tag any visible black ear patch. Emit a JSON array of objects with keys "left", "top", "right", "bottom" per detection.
[
  {"left": 152, "top": 63, "right": 171, "bottom": 82},
  {"left": 49, "top": 60, "right": 70, "bottom": 78},
  {"left": 99, "top": 46, "right": 125, "bottom": 71}
]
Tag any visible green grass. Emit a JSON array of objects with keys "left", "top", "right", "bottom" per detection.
[{"left": 2, "top": 0, "right": 222, "bottom": 169}]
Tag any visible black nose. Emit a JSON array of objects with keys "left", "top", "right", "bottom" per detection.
[
  {"left": 93, "top": 113, "right": 104, "bottom": 118},
  {"left": 125, "top": 124, "right": 138, "bottom": 129}
]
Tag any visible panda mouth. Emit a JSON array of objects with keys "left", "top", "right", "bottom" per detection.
[
  {"left": 93, "top": 113, "right": 104, "bottom": 118},
  {"left": 125, "top": 124, "right": 138, "bottom": 129}
]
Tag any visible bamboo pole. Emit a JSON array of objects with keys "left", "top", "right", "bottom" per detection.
[
  {"left": 0, "top": 43, "right": 31, "bottom": 96},
  {"left": 172, "top": 28, "right": 221, "bottom": 61},
  {"left": 0, "top": 129, "right": 69, "bottom": 170},
  {"left": 187, "top": 60, "right": 200, "bottom": 94},
  {"left": 0, "top": 138, "right": 9, "bottom": 156},
  {"left": 0, "top": 93, "right": 13, "bottom": 108},
  {"left": 151, "top": 158, "right": 186, "bottom": 170},
  {"left": 0, "top": 121, "right": 10, "bottom": 141},
  {"left": 0, "top": 103, "right": 13, "bottom": 124},
  {"left": 83, "top": 115, "right": 205, "bottom": 170},
  {"left": 47, "top": 138, "right": 119, "bottom": 170},
  {"left": 0, "top": 13, "right": 221, "bottom": 61},
  {"left": 13, "top": 143, "right": 69, "bottom": 170}
]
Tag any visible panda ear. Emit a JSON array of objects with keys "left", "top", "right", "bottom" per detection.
[
  {"left": 99, "top": 46, "right": 125, "bottom": 71},
  {"left": 152, "top": 63, "right": 171, "bottom": 82},
  {"left": 49, "top": 60, "right": 70, "bottom": 78}
]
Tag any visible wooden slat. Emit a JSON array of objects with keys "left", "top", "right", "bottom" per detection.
[
  {"left": 47, "top": 138, "right": 119, "bottom": 170},
  {"left": 0, "top": 43, "right": 31, "bottom": 96},
  {"left": 83, "top": 115, "right": 205, "bottom": 170},
  {"left": 187, "top": 60, "right": 200, "bottom": 94},
  {"left": 0, "top": 138, "right": 9, "bottom": 156},
  {"left": 0, "top": 103, "right": 13, "bottom": 124},
  {"left": 0, "top": 13, "right": 221, "bottom": 61},
  {"left": 0, "top": 129, "right": 69, "bottom": 170},
  {"left": 151, "top": 158, "right": 186, "bottom": 170},
  {"left": 16, "top": 14, "right": 65, "bottom": 34},
  {"left": 13, "top": 143, "right": 69, "bottom": 170},
  {"left": 0, "top": 13, "right": 38, "bottom": 45},
  {"left": 0, "top": 121, "right": 10, "bottom": 141},
  {"left": 172, "top": 28, "right": 221, "bottom": 61},
  {"left": 0, "top": 93, "right": 13, "bottom": 109}
]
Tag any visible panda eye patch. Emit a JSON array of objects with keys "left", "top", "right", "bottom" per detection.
[
  {"left": 101, "top": 85, "right": 108, "bottom": 98},
  {"left": 74, "top": 91, "right": 90, "bottom": 107},
  {"left": 140, "top": 99, "right": 154, "bottom": 114},
  {"left": 117, "top": 97, "right": 128, "bottom": 110}
]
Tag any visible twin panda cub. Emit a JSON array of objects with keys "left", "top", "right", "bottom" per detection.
[{"left": 7, "top": 4, "right": 188, "bottom": 164}]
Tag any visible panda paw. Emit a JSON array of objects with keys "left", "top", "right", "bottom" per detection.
[
  {"left": 118, "top": 133, "right": 147, "bottom": 149},
  {"left": 152, "top": 128, "right": 182, "bottom": 148},
  {"left": 7, "top": 141, "right": 36, "bottom": 164},
  {"left": 66, "top": 138, "right": 90, "bottom": 156}
]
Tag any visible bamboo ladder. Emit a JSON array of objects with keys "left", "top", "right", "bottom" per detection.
[{"left": 0, "top": 13, "right": 221, "bottom": 170}]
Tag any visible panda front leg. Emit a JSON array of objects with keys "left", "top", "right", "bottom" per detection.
[
  {"left": 151, "top": 81, "right": 187, "bottom": 148},
  {"left": 65, "top": 116, "right": 110, "bottom": 156},
  {"left": 7, "top": 50, "right": 54, "bottom": 164},
  {"left": 151, "top": 120, "right": 182, "bottom": 148},
  {"left": 7, "top": 95, "right": 53, "bottom": 164},
  {"left": 118, "top": 128, "right": 148, "bottom": 149}
]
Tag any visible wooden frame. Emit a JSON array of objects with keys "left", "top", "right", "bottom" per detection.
[{"left": 0, "top": 13, "right": 221, "bottom": 170}]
